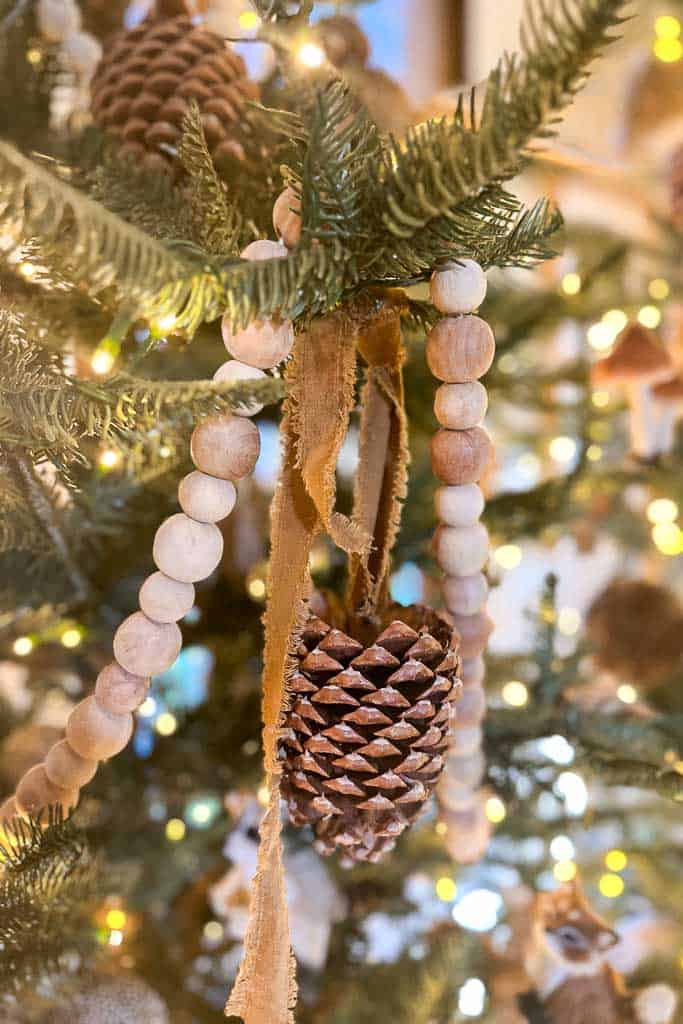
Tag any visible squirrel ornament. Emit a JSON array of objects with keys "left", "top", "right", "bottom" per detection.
[{"left": 522, "top": 880, "right": 677, "bottom": 1024}]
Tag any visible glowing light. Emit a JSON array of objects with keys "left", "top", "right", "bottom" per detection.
[
  {"left": 138, "top": 696, "right": 157, "bottom": 718},
  {"left": 257, "top": 783, "right": 269, "bottom": 806},
  {"left": 599, "top": 873, "right": 625, "bottom": 899},
  {"left": 12, "top": 636, "right": 33, "bottom": 656},
  {"left": 61, "top": 627, "right": 82, "bottom": 649},
  {"left": 165, "top": 818, "right": 186, "bottom": 841},
  {"left": 91, "top": 349, "right": 116, "bottom": 375},
  {"left": 555, "top": 771, "right": 588, "bottom": 815},
  {"left": 106, "top": 908, "right": 127, "bottom": 930},
  {"left": 298, "top": 42, "right": 325, "bottom": 68},
  {"left": 603, "top": 309, "right": 628, "bottom": 330},
  {"left": 458, "top": 978, "right": 487, "bottom": 1017},
  {"left": 652, "top": 522, "right": 683, "bottom": 556},
  {"left": 605, "top": 849, "right": 628, "bottom": 872},
  {"left": 586, "top": 444, "right": 603, "bottom": 462},
  {"left": 558, "top": 607, "right": 581, "bottom": 636},
  {"left": 156, "top": 712, "right": 178, "bottom": 736},
  {"left": 485, "top": 796, "right": 506, "bottom": 824},
  {"left": 159, "top": 445, "right": 172, "bottom": 459},
  {"left": 502, "top": 680, "right": 529, "bottom": 707},
  {"left": 540, "top": 735, "right": 575, "bottom": 765},
  {"left": 204, "top": 920, "right": 224, "bottom": 942},
  {"left": 26, "top": 47, "right": 42, "bottom": 65},
  {"left": 494, "top": 544, "right": 522, "bottom": 570},
  {"left": 435, "top": 821, "right": 447, "bottom": 836},
  {"left": 617, "top": 684, "right": 638, "bottom": 705},
  {"left": 561, "top": 272, "right": 581, "bottom": 296},
  {"left": 153, "top": 314, "right": 177, "bottom": 335},
  {"left": 17, "top": 261, "right": 38, "bottom": 279},
  {"left": 654, "top": 37, "right": 683, "bottom": 61},
  {"left": 592, "top": 390, "right": 610, "bottom": 408},
  {"left": 186, "top": 795, "right": 220, "bottom": 829},
  {"left": 98, "top": 448, "right": 121, "bottom": 471},
  {"left": 549, "top": 436, "right": 577, "bottom": 463},
  {"left": 453, "top": 889, "right": 502, "bottom": 932},
  {"left": 553, "top": 859, "right": 577, "bottom": 883},
  {"left": 647, "top": 498, "right": 678, "bottom": 524},
  {"left": 587, "top": 321, "right": 618, "bottom": 351},
  {"left": 248, "top": 577, "right": 266, "bottom": 600},
  {"left": 436, "top": 876, "right": 457, "bottom": 902},
  {"left": 655, "top": 14, "right": 681, "bottom": 38},
  {"left": 637, "top": 305, "right": 662, "bottom": 329},
  {"left": 648, "top": 278, "right": 670, "bottom": 301},
  {"left": 238, "top": 10, "right": 260, "bottom": 29},
  {"left": 108, "top": 929, "right": 124, "bottom": 946},
  {"left": 549, "top": 835, "right": 576, "bottom": 861}
]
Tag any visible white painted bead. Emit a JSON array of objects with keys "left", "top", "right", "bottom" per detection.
[
  {"left": 455, "top": 683, "right": 486, "bottom": 725},
  {"left": 153, "top": 513, "right": 224, "bottom": 583},
  {"left": 430, "top": 259, "right": 487, "bottom": 314},
  {"left": 95, "top": 662, "right": 150, "bottom": 714},
  {"left": 61, "top": 31, "right": 102, "bottom": 75},
  {"left": 16, "top": 764, "right": 78, "bottom": 818},
  {"left": 451, "top": 724, "right": 482, "bottom": 756},
  {"left": 273, "top": 187, "right": 302, "bottom": 249},
  {"left": 439, "top": 775, "right": 478, "bottom": 812},
  {"left": 67, "top": 696, "right": 133, "bottom": 761},
  {"left": 462, "top": 656, "right": 485, "bottom": 687},
  {"left": 37, "top": 0, "right": 81, "bottom": 42},
  {"left": 45, "top": 739, "right": 97, "bottom": 789},
  {"left": 445, "top": 750, "right": 486, "bottom": 788},
  {"left": 178, "top": 471, "right": 237, "bottom": 524},
  {"left": 191, "top": 414, "right": 260, "bottom": 480},
  {"left": 443, "top": 573, "right": 489, "bottom": 615},
  {"left": 435, "top": 484, "right": 484, "bottom": 526},
  {"left": 113, "top": 611, "right": 182, "bottom": 676},
  {"left": 240, "top": 239, "right": 287, "bottom": 262},
  {"left": 222, "top": 317, "right": 294, "bottom": 369},
  {"left": 213, "top": 359, "right": 266, "bottom": 416},
  {"left": 139, "top": 571, "right": 196, "bottom": 622},
  {"left": 434, "top": 523, "right": 489, "bottom": 576},
  {"left": 434, "top": 381, "right": 488, "bottom": 429}
]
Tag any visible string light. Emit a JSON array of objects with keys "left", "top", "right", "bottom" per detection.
[
  {"left": 238, "top": 10, "right": 260, "bottom": 30},
  {"left": 549, "top": 835, "right": 575, "bottom": 861},
  {"left": 502, "top": 680, "right": 529, "bottom": 707},
  {"left": 586, "top": 444, "right": 603, "bottom": 462},
  {"left": 26, "top": 47, "right": 42, "bottom": 65},
  {"left": 247, "top": 576, "right": 266, "bottom": 600},
  {"left": 297, "top": 42, "right": 325, "bottom": 68},
  {"left": 617, "top": 684, "right": 638, "bottom": 705},
  {"left": 553, "top": 859, "right": 578, "bottom": 882},
  {"left": 106, "top": 908, "right": 127, "bottom": 930},
  {"left": 599, "top": 873, "right": 625, "bottom": 898},
  {"left": 159, "top": 445, "right": 172, "bottom": 459},
  {"left": 165, "top": 818, "right": 186, "bottom": 841},
  {"left": 647, "top": 498, "right": 678, "bottom": 524},
  {"left": 436, "top": 876, "right": 457, "bottom": 902},
  {"left": 605, "top": 849, "right": 628, "bottom": 872},
  {"left": 257, "top": 783, "right": 269, "bottom": 806},
  {"left": 549, "top": 436, "right": 577, "bottom": 463},
  {"left": 203, "top": 920, "right": 224, "bottom": 942},
  {"left": 17, "top": 261, "right": 38, "bottom": 280},
  {"left": 560, "top": 272, "right": 581, "bottom": 296},
  {"left": 587, "top": 310, "right": 626, "bottom": 351},
  {"left": 458, "top": 978, "right": 487, "bottom": 1017},
  {"left": 591, "top": 390, "right": 610, "bottom": 409},
  {"left": 98, "top": 448, "right": 121, "bottom": 471},
  {"left": 648, "top": 278, "right": 670, "bottom": 301},
  {"left": 637, "top": 305, "right": 662, "bottom": 329},
  {"left": 60, "top": 627, "right": 82, "bottom": 649},
  {"left": 494, "top": 544, "right": 522, "bottom": 569},
  {"left": 435, "top": 821, "right": 447, "bottom": 836},
  {"left": 108, "top": 929, "right": 124, "bottom": 946},
  {"left": 485, "top": 796, "right": 506, "bottom": 823},
  {"left": 156, "top": 712, "right": 178, "bottom": 736},
  {"left": 654, "top": 14, "right": 682, "bottom": 61},
  {"left": 138, "top": 696, "right": 157, "bottom": 718},
  {"left": 12, "top": 636, "right": 33, "bottom": 656},
  {"left": 152, "top": 314, "right": 177, "bottom": 335},
  {"left": 652, "top": 522, "right": 683, "bottom": 556},
  {"left": 558, "top": 607, "right": 581, "bottom": 636}
]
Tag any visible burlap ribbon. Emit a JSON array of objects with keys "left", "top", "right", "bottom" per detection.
[{"left": 225, "top": 294, "right": 408, "bottom": 1023}]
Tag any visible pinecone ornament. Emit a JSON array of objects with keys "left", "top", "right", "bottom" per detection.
[
  {"left": 90, "top": 16, "right": 259, "bottom": 176},
  {"left": 281, "top": 603, "right": 461, "bottom": 865}
]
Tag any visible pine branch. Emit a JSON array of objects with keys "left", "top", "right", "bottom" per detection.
[
  {"left": 375, "top": 0, "right": 627, "bottom": 244},
  {"left": 88, "top": 155, "right": 195, "bottom": 244}
]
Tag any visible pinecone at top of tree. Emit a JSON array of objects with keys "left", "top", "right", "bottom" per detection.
[
  {"left": 280, "top": 602, "right": 461, "bottom": 866},
  {"left": 671, "top": 142, "right": 683, "bottom": 234},
  {"left": 90, "top": 16, "right": 259, "bottom": 177}
]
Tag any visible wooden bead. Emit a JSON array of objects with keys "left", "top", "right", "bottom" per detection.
[
  {"left": 139, "top": 571, "right": 195, "bottom": 622},
  {"left": 191, "top": 414, "right": 260, "bottom": 480},
  {"left": 273, "top": 187, "right": 302, "bottom": 249},
  {"left": 16, "top": 764, "right": 78, "bottom": 818},
  {"left": 95, "top": 662, "right": 149, "bottom": 714},
  {"left": 435, "top": 484, "right": 484, "bottom": 526},
  {"left": 430, "top": 259, "right": 487, "bottom": 314},
  {"left": 451, "top": 612, "right": 494, "bottom": 659},
  {"left": 434, "top": 381, "right": 488, "bottom": 429},
  {"left": 45, "top": 739, "right": 97, "bottom": 789},
  {"left": 113, "top": 611, "right": 182, "bottom": 675},
  {"left": 430, "top": 427, "right": 491, "bottom": 485},
  {"left": 445, "top": 749, "right": 486, "bottom": 788},
  {"left": 434, "top": 524, "right": 490, "bottom": 576},
  {"left": 455, "top": 683, "right": 486, "bottom": 726},
  {"left": 426, "top": 316, "right": 495, "bottom": 382},
  {"left": 451, "top": 724, "right": 482, "bottom": 756},
  {"left": 241, "top": 239, "right": 287, "bottom": 262},
  {"left": 214, "top": 359, "right": 266, "bottom": 416},
  {"left": 222, "top": 316, "right": 294, "bottom": 369},
  {"left": 153, "top": 514, "right": 224, "bottom": 584},
  {"left": 440, "top": 774, "right": 478, "bottom": 812},
  {"left": 462, "top": 656, "right": 485, "bottom": 687},
  {"left": 178, "top": 471, "right": 237, "bottom": 524},
  {"left": 0, "top": 795, "right": 18, "bottom": 824},
  {"left": 66, "top": 696, "right": 134, "bottom": 761},
  {"left": 443, "top": 573, "right": 489, "bottom": 615}
]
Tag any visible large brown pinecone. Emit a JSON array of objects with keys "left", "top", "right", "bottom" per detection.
[
  {"left": 90, "top": 16, "right": 259, "bottom": 176},
  {"left": 281, "top": 604, "right": 461, "bottom": 865}
]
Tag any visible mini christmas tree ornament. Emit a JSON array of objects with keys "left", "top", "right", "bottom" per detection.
[
  {"left": 427, "top": 258, "right": 495, "bottom": 864},
  {"left": 90, "top": 15, "right": 260, "bottom": 175}
]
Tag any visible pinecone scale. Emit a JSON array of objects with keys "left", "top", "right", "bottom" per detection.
[{"left": 281, "top": 605, "right": 461, "bottom": 865}]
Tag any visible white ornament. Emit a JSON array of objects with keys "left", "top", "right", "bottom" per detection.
[
  {"left": 37, "top": 0, "right": 81, "bottom": 42},
  {"left": 214, "top": 359, "right": 266, "bottom": 416},
  {"left": 430, "top": 259, "right": 487, "bottom": 315},
  {"left": 435, "top": 484, "right": 484, "bottom": 527},
  {"left": 634, "top": 985, "right": 677, "bottom": 1024},
  {"left": 241, "top": 239, "right": 287, "bottom": 262}
]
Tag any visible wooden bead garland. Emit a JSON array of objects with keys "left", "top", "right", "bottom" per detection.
[
  {"left": 428, "top": 257, "right": 495, "bottom": 865},
  {"left": 1, "top": 213, "right": 292, "bottom": 828},
  {"left": 214, "top": 360, "right": 266, "bottom": 416},
  {"left": 273, "top": 186, "right": 302, "bottom": 249},
  {"left": 221, "top": 239, "right": 295, "bottom": 369}
]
